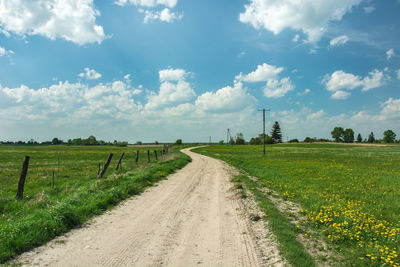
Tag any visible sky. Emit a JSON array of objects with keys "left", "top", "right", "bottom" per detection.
[{"left": 0, "top": 0, "right": 399, "bottom": 143}]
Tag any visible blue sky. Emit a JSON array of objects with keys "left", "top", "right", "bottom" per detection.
[{"left": 0, "top": 0, "right": 399, "bottom": 143}]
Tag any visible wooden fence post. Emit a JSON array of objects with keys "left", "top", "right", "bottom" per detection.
[
  {"left": 98, "top": 153, "right": 113, "bottom": 179},
  {"left": 154, "top": 150, "right": 158, "bottom": 161},
  {"left": 98, "top": 163, "right": 101, "bottom": 175},
  {"left": 52, "top": 170, "right": 55, "bottom": 189},
  {"left": 147, "top": 150, "right": 150, "bottom": 163},
  {"left": 16, "top": 156, "right": 30, "bottom": 200},
  {"left": 135, "top": 150, "right": 139, "bottom": 165},
  {"left": 116, "top": 152, "right": 125, "bottom": 170}
]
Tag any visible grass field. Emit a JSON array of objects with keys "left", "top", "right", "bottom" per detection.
[
  {"left": 0, "top": 145, "right": 190, "bottom": 263},
  {"left": 194, "top": 144, "right": 400, "bottom": 266}
]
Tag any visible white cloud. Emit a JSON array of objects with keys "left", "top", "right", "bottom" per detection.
[
  {"left": 0, "top": 46, "right": 5, "bottom": 56},
  {"left": 331, "top": 90, "right": 351, "bottom": 100},
  {"left": 386, "top": 49, "right": 394, "bottom": 60},
  {"left": 330, "top": 35, "right": 349, "bottom": 47},
  {"left": 239, "top": 0, "right": 363, "bottom": 43},
  {"left": 195, "top": 82, "right": 256, "bottom": 113},
  {"left": 0, "top": 46, "right": 14, "bottom": 56},
  {"left": 307, "top": 109, "right": 325, "bottom": 120},
  {"left": 292, "top": 34, "right": 300, "bottom": 42},
  {"left": 309, "top": 49, "right": 317, "bottom": 54},
  {"left": 141, "top": 8, "right": 182, "bottom": 23},
  {"left": 145, "top": 68, "right": 195, "bottom": 110},
  {"left": 235, "top": 63, "right": 284, "bottom": 82},
  {"left": 380, "top": 98, "right": 400, "bottom": 119},
  {"left": 114, "top": 0, "right": 177, "bottom": 8},
  {"left": 236, "top": 62, "right": 295, "bottom": 98},
  {"left": 159, "top": 68, "right": 186, "bottom": 81},
  {"left": 1, "top": 80, "right": 141, "bottom": 121},
  {"left": 297, "top": 88, "right": 310, "bottom": 96},
  {"left": 0, "top": 0, "right": 106, "bottom": 45},
  {"left": 78, "top": 67, "right": 102, "bottom": 80},
  {"left": 263, "top": 77, "right": 295, "bottom": 98},
  {"left": 364, "top": 5, "right": 375, "bottom": 13},
  {"left": 323, "top": 69, "right": 386, "bottom": 99}
]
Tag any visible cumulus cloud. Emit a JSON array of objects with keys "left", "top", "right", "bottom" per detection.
[
  {"left": 78, "top": 67, "right": 102, "bottom": 80},
  {"left": 292, "top": 34, "right": 300, "bottom": 42},
  {"left": 263, "top": 77, "right": 295, "bottom": 98},
  {"left": 1, "top": 80, "right": 141, "bottom": 121},
  {"left": 323, "top": 69, "right": 387, "bottom": 99},
  {"left": 159, "top": 68, "right": 186, "bottom": 81},
  {"left": 297, "top": 88, "right": 310, "bottom": 96},
  {"left": 0, "top": 46, "right": 14, "bottom": 56},
  {"left": 386, "top": 49, "right": 394, "bottom": 60},
  {"left": 239, "top": 0, "right": 363, "bottom": 43},
  {"left": 141, "top": 8, "right": 182, "bottom": 23},
  {"left": 195, "top": 82, "right": 256, "bottom": 113},
  {"left": 236, "top": 62, "right": 295, "bottom": 98},
  {"left": 331, "top": 90, "right": 351, "bottom": 100},
  {"left": 235, "top": 63, "right": 283, "bottom": 82},
  {"left": 330, "top": 35, "right": 349, "bottom": 47},
  {"left": 145, "top": 68, "right": 195, "bottom": 110},
  {"left": 0, "top": 0, "right": 106, "bottom": 45},
  {"left": 114, "top": 0, "right": 177, "bottom": 8}
]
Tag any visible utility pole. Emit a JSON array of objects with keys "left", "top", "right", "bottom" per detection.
[{"left": 259, "top": 108, "right": 270, "bottom": 155}]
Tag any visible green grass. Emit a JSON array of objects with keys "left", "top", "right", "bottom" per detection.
[
  {"left": 194, "top": 144, "right": 400, "bottom": 266},
  {"left": 0, "top": 145, "right": 190, "bottom": 263}
]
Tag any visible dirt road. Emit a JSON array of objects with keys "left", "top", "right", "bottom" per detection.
[{"left": 16, "top": 148, "right": 283, "bottom": 266}]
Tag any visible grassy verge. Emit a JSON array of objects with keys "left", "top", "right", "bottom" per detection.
[
  {"left": 233, "top": 175, "right": 315, "bottom": 266},
  {"left": 0, "top": 146, "right": 190, "bottom": 263},
  {"left": 194, "top": 144, "right": 400, "bottom": 266}
]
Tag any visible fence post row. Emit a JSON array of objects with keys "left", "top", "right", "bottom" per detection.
[
  {"left": 147, "top": 150, "right": 150, "bottom": 163},
  {"left": 116, "top": 152, "right": 125, "bottom": 170},
  {"left": 154, "top": 150, "right": 158, "bottom": 161},
  {"left": 98, "top": 153, "right": 113, "bottom": 179},
  {"left": 135, "top": 150, "right": 139, "bottom": 165},
  {"left": 16, "top": 155, "right": 30, "bottom": 200}
]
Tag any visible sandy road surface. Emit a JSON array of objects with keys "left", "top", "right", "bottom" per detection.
[{"left": 16, "top": 148, "right": 282, "bottom": 266}]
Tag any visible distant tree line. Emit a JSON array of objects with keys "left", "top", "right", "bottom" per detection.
[
  {"left": 216, "top": 122, "right": 399, "bottom": 145},
  {"left": 330, "top": 127, "right": 398, "bottom": 144},
  {"left": 0, "top": 135, "right": 128, "bottom": 147}
]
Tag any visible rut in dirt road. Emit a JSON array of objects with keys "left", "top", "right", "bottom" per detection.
[{"left": 16, "top": 148, "right": 283, "bottom": 266}]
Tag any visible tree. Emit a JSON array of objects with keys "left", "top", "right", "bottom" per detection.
[
  {"left": 367, "top": 132, "right": 375, "bottom": 143},
  {"left": 52, "top": 137, "right": 63, "bottom": 145},
  {"left": 271, "top": 121, "right": 282, "bottom": 143},
  {"left": 331, "top": 127, "right": 344, "bottom": 142},
  {"left": 229, "top": 137, "right": 235, "bottom": 145},
  {"left": 235, "top": 133, "right": 245, "bottom": 145},
  {"left": 343, "top": 128, "right": 354, "bottom": 143},
  {"left": 383, "top": 130, "right": 396, "bottom": 143},
  {"left": 356, "top": 133, "right": 362, "bottom": 143},
  {"left": 249, "top": 137, "right": 261, "bottom": 145},
  {"left": 175, "top": 139, "right": 182, "bottom": 145},
  {"left": 218, "top": 140, "right": 224, "bottom": 145}
]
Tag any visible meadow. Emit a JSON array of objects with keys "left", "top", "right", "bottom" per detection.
[
  {"left": 194, "top": 144, "right": 400, "bottom": 266},
  {"left": 0, "top": 145, "right": 190, "bottom": 263}
]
